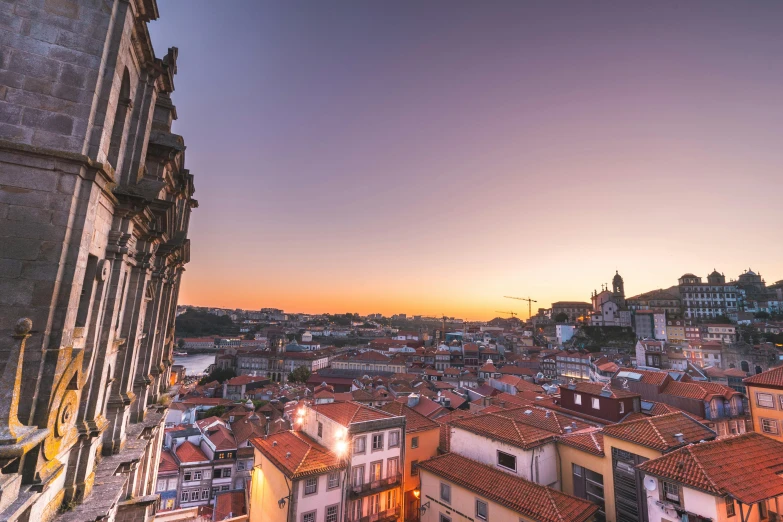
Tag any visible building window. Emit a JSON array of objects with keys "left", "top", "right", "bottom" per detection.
[
  {"left": 389, "top": 430, "right": 400, "bottom": 448},
  {"left": 181, "top": 491, "right": 188, "bottom": 502},
  {"left": 211, "top": 487, "right": 219, "bottom": 498},
  {"left": 574, "top": 393, "right": 582, "bottom": 405},
  {"left": 352, "top": 465, "right": 364, "bottom": 487},
  {"left": 302, "top": 511, "right": 316, "bottom": 522},
  {"left": 757, "top": 392, "right": 776, "bottom": 409},
  {"left": 476, "top": 499, "right": 488, "bottom": 521},
  {"left": 184, "top": 471, "right": 192, "bottom": 481},
  {"left": 619, "top": 402, "right": 625, "bottom": 414},
  {"left": 326, "top": 505, "right": 338, "bottom": 522},
  {"left": 761, "top": 418, "right": 779, "bottom": 434},
  {"left": 725, "top": 496, "right": 736, "bottom": 517},
  {"left": 193, "top": 471, "right": 202, "bottom": 480},
  {"left": 304, "top": 476, "right": 318, "bottom": 495},
  {"left": 221, "top": 485, "right": 229, "bottom": 491},
  {"left": 201, "top": 489, "right": 209, "bottom": 500},
  {"left": 190, "top": 490, "right": 199, "bottom": 501},
  {"left": 411, "top": 460, "right": 419, "bottom": 476},
  {"left": 317, "top": 421, "right": 323, "bottom": 437},
  {"left": 440, "top": 516, "right": 451, "bottom": 522},
  {"left": 440, "top": 482, "right": 451, "bottom": 503},
  {"left": 497, "top": 450, "right": 517, "bottom": 471},
  {"left": 411, "top": 436, "right": 419, "bottom": 449},
  {"left": 354, "top": 436, "right": 366, "bottom": 454},
  {"left": 663, "top": 481, "right": 680, "bottom": 505},
  {"left": 236, "top": 461, "right": 245, "bottom": 471},
  {"left": 370, "top": 461, "right": 383, "bottom": 482},
  {"left": 591, "top": 397, "right": 600, "bottom": 410},
  {"left": 328, "top": 472, "right": 340, "bottom": 489},
  {"left": 372, "top": 433, "right": 384, "bottom": 451},
  {"left": 387, "top": 457, "right": 399, "bottom": 478}
]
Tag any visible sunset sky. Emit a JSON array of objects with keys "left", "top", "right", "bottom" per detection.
[{"left": 148, "top": 1, "right": 783, "bottom": 320}]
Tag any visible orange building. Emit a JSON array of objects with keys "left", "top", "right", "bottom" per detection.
[
  {"left": 745, "top": 366, "right": 783, "bottom": 439},
  {"left": 381, "top": 402, "right": 440, "bottom": 521}
]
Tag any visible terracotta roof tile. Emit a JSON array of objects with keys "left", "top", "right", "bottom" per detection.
[
  {"left": 159, "top": 450, "right": 179, "bottom": 473},
  {"left": 175, "top": 441, "right": 209, "bottom": 464},
  {"left": 214, "top": 490, "right": 246, "bottom": 520},
  {"left": 418, "top": 453, "right": 598, "bottom": 522},
  {"left": 251, "top": 431, "right": 345, "bottom": 479},
  {"left": 603, "top": 412, "right": 715, "bottom": 451},
  {"left": 310, "top": 401, "right": 396, "bottom": 427},
  {"left": 557, "top": 429, "right": 605, "bottom": 456},
  {"left": 638, "top": 432, "right": 783, "bottom": 504},
  {"left": 380, "top": 402, "right": 439, "bottom": 433},
  {"left": 206, "top": 424, "right": 237, "bottom": 451},
  {"left": 744, "top": 365, "right": 783, "bottom": 388},
  {"left": 662, "top": 380, "right": 740, "bottom": 401}
]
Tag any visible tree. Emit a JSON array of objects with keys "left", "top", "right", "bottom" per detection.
[
  {"left": 198, "top": 368, "right": 236, "bottom": 385},
  {"left": 755, "top": 311, "right": 771, "bottom": 319},
  {"left": 177, "top": 338, "right": 186, "bottom": 350},
  {"left": 287, "top": 366, "right": 312, "bottom": 384},
  {"left": 554, "top": 312, "right": 569, "bottom": 323},
  {"left": 203, "top": 405, "right": 226, "bottom": 418}
]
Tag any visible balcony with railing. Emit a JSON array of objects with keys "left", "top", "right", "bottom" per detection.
[
  {"left": 344, "top": 506, "right": 401, "bottom": 522},
  {"left": 349, "top": 474, "right": 403, "bottom": 499}
]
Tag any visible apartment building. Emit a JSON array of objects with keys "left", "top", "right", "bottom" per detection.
[
  {"left": 380, "top": 402, "right": 441, "bottom": 521},
  {"left": 638, "top": 433, "right": 783, "bottom": 522},
  {"left": 613, "top": 369, "right": 747, "bottom": 437},
  {"left": 236, "top": 349, "right": 331, "bottom": 382},
  {"left": 678, "top": 271, "right": 739, "bottom": 319},
  {"left": 556, "top": 351, "right": 594, "bottom": 381},
  {"left": 558, "top": 412, "right": 715, "bottom": 522},
  {"left": 701, "top": 324, "right": 737, "bottom": 343},
  {"left": 249, "top": 430, "right": 346, "bottom": 522},
  {"left": 744, "top": 366, "right": 783, "bottom": 440},
  {"left": 551, "top": 301, "right": 593, "bottom": 322},
  {"left": 559, "top": 382, "right": 641, "bottom": 423},
  {"left": 304, "top": 402, "right": 407, "bottom": 522},
  {"left": 331, "top": 351, "right": 408, "bottom": 374},
  {"left": 633, "top": 310, "right": 667, "bottom": 340},
  {"left": 418, "top": 453, "right": 598, "bottom": 522}
]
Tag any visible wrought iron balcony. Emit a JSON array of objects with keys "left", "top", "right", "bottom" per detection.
[{"left": 349, "top": 474, "right": 403, "bottom": 498}]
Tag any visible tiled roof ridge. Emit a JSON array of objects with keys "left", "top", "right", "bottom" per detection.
[
  {"left": 684, "top": 444, "right": 721, "bottom": 494},
  {"left": 544, "top": 487, "right": 567, "bottom": 522},
  {"left": 646, "top": 417, "right": 668, "bottom": 448},
  {"left": 511, "top": 417, "right": 526, "bottom": 445}
]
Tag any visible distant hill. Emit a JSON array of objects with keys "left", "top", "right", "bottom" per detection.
[
  {"left": 487, "top": 316, "right": 523, "bottom": 327},
  {"left": 175, "top": 309, "right": 239, "bottom": 338}
]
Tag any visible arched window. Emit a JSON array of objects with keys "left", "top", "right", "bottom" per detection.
[
  {"left": 740, "top": 361, "right": 750, "bottom": 373},
  {"left": 107, "top": 68, "right": 132, "bottom": 170}
]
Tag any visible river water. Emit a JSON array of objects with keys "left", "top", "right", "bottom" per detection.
[{"left": 173, "top": 353, "right": 215, "bottom": 375}]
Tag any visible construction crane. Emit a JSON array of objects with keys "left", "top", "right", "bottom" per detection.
[
  {"left": 495, "top": 310, "right": 518, "bottom": 319},
  {"left": 504, "top": 296, "right": 537, "bottom": 320}
]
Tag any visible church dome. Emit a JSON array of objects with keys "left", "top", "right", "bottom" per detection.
[
  {"left": 284, "top": 342, "right": 306, "bottom": 352},
  {"left": 613, "top": 271, "right": 623, "bottom": 283}
]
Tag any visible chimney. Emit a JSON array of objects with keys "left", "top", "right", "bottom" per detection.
[
  {"left": 571, "top": 422, "right": 577, "bottom": 429},
  {"left": 545, "top": 411, "right": 551, "bottom": 418},
  {"left": 674, "top": 433, "right": 685, "bottom": 443},
  {"left": 564, "top": 426, "right": 572, "bottom": 433},
  {"left": 407, "top": 394, "right": 420, "bottom": 407}
]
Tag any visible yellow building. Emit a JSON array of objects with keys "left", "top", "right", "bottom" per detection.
[
  {"left": 418, "top": 453, "right": 598, "bottom": 522},
  {"left": 744, "top": 366, "right": 783, "bottom": 439},
  {"left": 557, "top": 412, "right": 716, "bottom": 522},
  {"left": 381, "top": 401, "right": 440, "bottom": 521}
]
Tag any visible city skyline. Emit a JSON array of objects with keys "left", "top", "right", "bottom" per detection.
[{"left": 148, "top": 1, "right": 783, "bottom": 320}]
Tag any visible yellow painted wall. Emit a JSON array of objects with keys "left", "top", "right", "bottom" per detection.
[
  {"left": 404, "top": 427, "right": 440, "bottom": 493},
  {"left": 248, "top": 448, "right": 291, "bottom": 522},
  {"left": 746, "top": 384, "right": 783, "bottom": 441}
]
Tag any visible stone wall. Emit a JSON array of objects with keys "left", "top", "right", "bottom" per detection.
[{"left": 0, "top": 1, "right": 195, "bottom": 521}]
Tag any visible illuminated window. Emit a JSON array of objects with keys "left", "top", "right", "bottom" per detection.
[{"left": 761, "top": 418, "right": 779, "bottom": 434}]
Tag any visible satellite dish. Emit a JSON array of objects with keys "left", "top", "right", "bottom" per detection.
[{"left": 643, "top": 476, "right": 658, "bottom": 491}]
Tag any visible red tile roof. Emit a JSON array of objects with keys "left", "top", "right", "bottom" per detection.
[
  {"left": 214, "top": 490, "right": 246, "bottom": 520},
  {"left": 615, "top": 368, "right": 670, "bottom": 385},
  {"left": 638, "top": 432, "right": 783, "bottom": 504},
  {"left": 206, "top": 424, "right": 237, "bottom": 451},
  {"left": 379, "top": 402, "right": 439, "bottom": 433},
  {"left": 159, "top": 450, "right": 179, "bottom": 473},
  {"left": 744, "top": 365, "right": 783, "bottom": 388},
  {"left": 310, "top": 401, "right": 396, "bottom": 427},
  {"left": 602, "top": 412, "right": 715, "bottom": 451},
  {"left": 569, "top": 382, "right": 639, "bottom": 399},
  {"left": 251, "top": 431, "right": 345, "bottom": 479},
  {"left": 557, "top": 429, "right": 605, "bottom": 456},
  {"left": 418, "top": 453, "right": 598, "bottom": 522},
  {"left": 662, "top": 380, "right": 740, "bottom": 401},
  {"left": 175, "top": 441, "right": 209, "bottom": 464}
]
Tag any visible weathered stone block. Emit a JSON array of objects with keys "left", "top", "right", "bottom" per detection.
[
  {"left": 0, "top": 185, "right": 48, "bottom": 206},
  {"left": 44, "top": 0, "right": 79, "bottom": 20},
  {"left": 0, "top": 162, "right": 58, "bottom": 191},
  {"left": 22, "top": 75, "right": 56, "bottom": 96},
  {"left": 56, "top": 28, "right": 103, "bottom": 57},
  {"left": 48, "top": 44, "right": 101, "bottom": 69},
  {"left": 28, "top": 21, "right": 60, "bottom": 44},
  {"left": 0, "top": 70, "right": 25, "bottom": 90},
  {"left": 0, "top": 101, "right": 23, "bottom": 125},
  {"left": 8, "top": 49, "right": 61, "bottom": 82},
  {"left": 22, "top": 107, "right": 74, "bottom": 135},
  {"left": 58, "top": 62, "right": 90, "bottom": 89},
  {"left": 0, "top": 237, "right": 41, "bottom": 262},
  {"left": 6, "top": 204, "right": 53, "bottom": 224},
  {"left": 0, "top": 259, "right": 23, "bottom": 279},
  {"left": 31, "top": 128, "right": 83, "bottom": 152}
]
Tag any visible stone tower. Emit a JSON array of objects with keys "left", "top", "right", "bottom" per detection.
[
  {"left": 0, "top": 1, "right": 195, "bottom": 520},
  {"left": 612, "top": 270, "right": 625, "bottom": 307}
]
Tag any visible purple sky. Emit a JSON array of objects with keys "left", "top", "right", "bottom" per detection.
[{"left": 148, "top": 1, "right": 783, "bottom": 319}]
